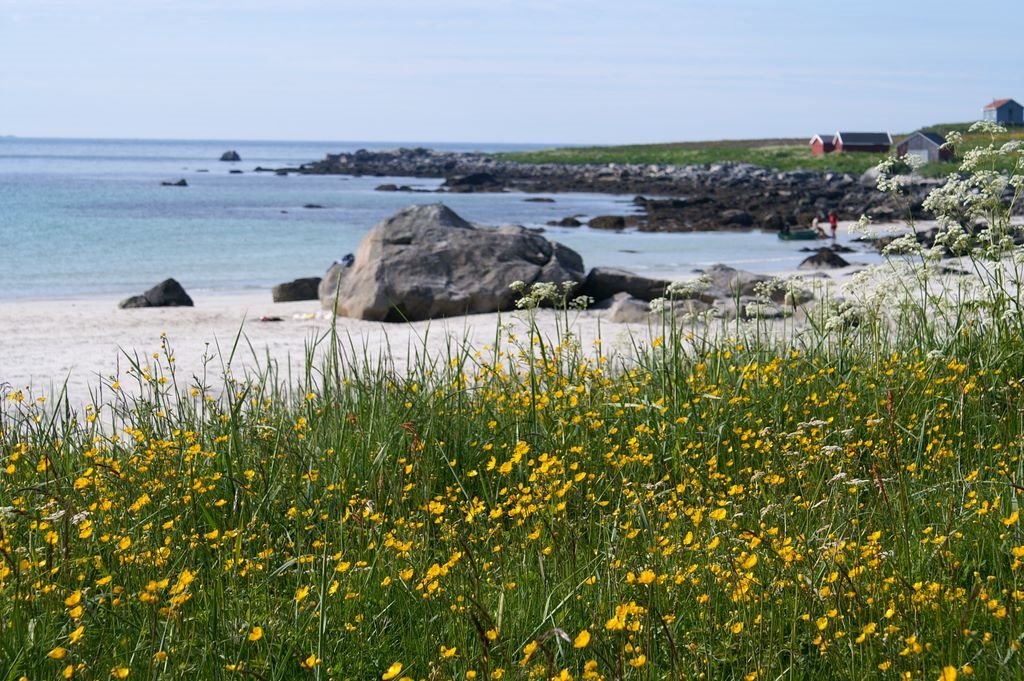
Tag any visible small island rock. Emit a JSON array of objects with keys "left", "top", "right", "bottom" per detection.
[
  {"left": 119, "top": 278, "right": 194, "bottom": 308},
  {"left": 547, "top": 217, "right": 583, "bottom": 227},
  {"left": 799, "top": 248, "right": 851, "bottom": 269},
  {"left": 588, "top": 215, "right": 626, "bottom": 230}
]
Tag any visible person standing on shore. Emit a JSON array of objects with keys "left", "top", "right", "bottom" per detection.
[{"left": 828, "top": 210, "right": 838, "bottom": 240}]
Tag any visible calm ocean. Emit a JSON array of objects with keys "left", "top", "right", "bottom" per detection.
[{"left": 0, "top": 137, "right": 843, "bottom": 301}]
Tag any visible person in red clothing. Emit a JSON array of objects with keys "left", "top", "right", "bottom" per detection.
[{"left": 828, "top": 210, "right": 838, "bottom": 240}]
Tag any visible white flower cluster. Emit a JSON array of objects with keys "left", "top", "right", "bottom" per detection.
[
  {"left": 880, "top": 233, "right": 924, "bottom": 257},
  {"left": 665, "top": 275, "right": 712, "bottom": 300},
  {"left": 647, "top": 276, "right": 712, "bottom": 317},
  {"left": 647, "top": 297, "right": 669, "bottom": 315},
  {"left": 822, "top": 299, "right": 863, "bottom": 333},
  {"left": 874, "top": 156, "right": 911, "bottom": 194},
  {"left": 508, "top": 280, "right": 584, "bottom": 310}
]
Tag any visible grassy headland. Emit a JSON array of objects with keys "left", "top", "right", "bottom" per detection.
[{"left": 499, "top": 123, "right": 1024, "bottom": 177}]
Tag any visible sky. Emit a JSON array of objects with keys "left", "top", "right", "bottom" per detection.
[{"left": 1, "top": 0, "right": 1021, "bottom": 145}]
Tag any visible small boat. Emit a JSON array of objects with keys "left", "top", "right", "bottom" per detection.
[{"left": 778, "top": 228, "right": 821, "bottom": 241}]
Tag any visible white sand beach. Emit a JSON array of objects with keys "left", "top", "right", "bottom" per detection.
[
  {"left": 0, "top": 220, "right": 909, "bottom": 407},
  {"left": 0, "top": 292, "right": 663, "bottom": 406}
]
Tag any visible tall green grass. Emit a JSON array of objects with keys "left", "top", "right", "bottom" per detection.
[{"left": 2, "top": 123, "right": 1024, "bottom": 681}]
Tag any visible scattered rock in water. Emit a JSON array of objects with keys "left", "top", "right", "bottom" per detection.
[
  {"left": 229, "top": 169, "right": 244, "bottom": 174},
  {"left": 375, "top": 184, "right": 417, "bottom": 192},
  {"left": 320, "top": 204, "right": 585, "bottom": 321},
  {"left": 160, "top": 178, "right": 188, "bottom": 187},
  {"left": 799, "top": 248, "right": 851, "bottom": 269},
  {"left": 588, "top": 215, "right": 626, "bottom": 230},
  {"left": 118, "top": 278, "right": 194, "bottom": 308},
  {"left": 303, "top": 204, "right": 325, "bottom": 209},
  {"left": 220, "top": 150, "right": 242, "bottom": 162},
  {"left": 272, "top": 277, "right": 322, "bottom": 303},
  {"left": 547, "top": 217, "right": 582, "bottom": 227},
  {"left": 443, "top": 172, "right": 503, "bottom": 192},
  {"left": 800, "top": 243, "right": 854, "bottom": 253}
]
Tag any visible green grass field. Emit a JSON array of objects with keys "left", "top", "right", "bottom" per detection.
[
  {"left": 4, "top": 274, "right": 1024, "bottom": 680},
  {"left": 498, "top": 123, "right": 1024, "bottom": 177}
]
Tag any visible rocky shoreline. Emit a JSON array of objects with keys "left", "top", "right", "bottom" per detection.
[{"left": 287, "top": 147, "right": 943, "bottom": 233}]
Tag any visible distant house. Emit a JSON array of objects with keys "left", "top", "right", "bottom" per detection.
[
  {"left": 809, "top": 134, "right": 836, "bottom": 156},
  {"left": 982, "top": 98, "right": 1023, "bottom": 125},
  {"left": 896, "top": 131, "right": 952, "bottom": 163},
  {"left": 834, "top": 132, "right": 892, "bottom": 153}
]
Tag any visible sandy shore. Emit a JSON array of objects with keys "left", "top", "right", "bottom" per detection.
[
  {"left": 0, "top": 292, "right": 668, "bottom": 407},
  {"left": 0, "top": 220, "right": 905, "bottom": 407}
]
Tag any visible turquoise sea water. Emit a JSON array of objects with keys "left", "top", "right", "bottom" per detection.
[{"left": 0, "top": 138, "right": 867, "bottom": 301}]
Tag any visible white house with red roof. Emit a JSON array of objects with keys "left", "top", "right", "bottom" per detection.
[{"left": 983, "top": 99, "right": 1023, "bottom": 125}]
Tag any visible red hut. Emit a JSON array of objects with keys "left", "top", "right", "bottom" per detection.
[{"left": 809, "top": 133, "right": 836, "bottom": 156}]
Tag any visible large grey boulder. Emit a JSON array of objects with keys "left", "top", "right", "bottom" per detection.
[
  {"left": 320, "top": 204, "right": 586, "bottom": 321},
  {"left": 119, "top": 278, "right": 194, "bottom": 308}
]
